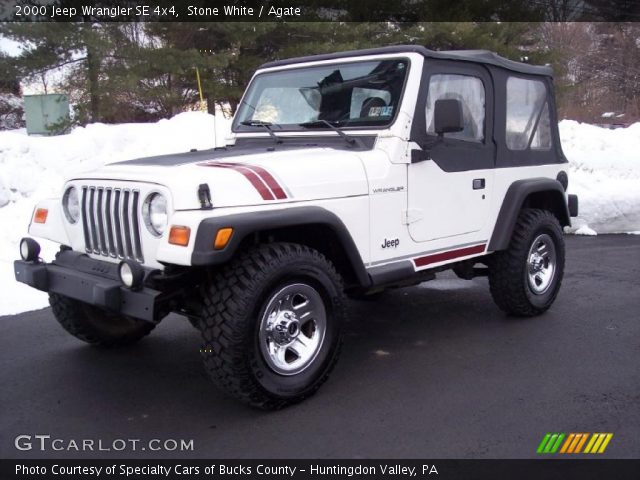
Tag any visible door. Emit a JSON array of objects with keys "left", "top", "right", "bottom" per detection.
[{"left": 408, "top": 61, "right": 495, "bottom": 243}]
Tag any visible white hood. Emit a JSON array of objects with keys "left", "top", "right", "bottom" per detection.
[{"left": 67, "top": 145, "right": 373, "bottom": 210}]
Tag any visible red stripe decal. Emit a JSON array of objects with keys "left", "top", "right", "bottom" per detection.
[
  {"left": 218, "top": 162, "right": 287, "bottom": 200},
  {"left": 199, "top": 162, "right": 274, "bottom": 200},
  {"left": 243, "top": 164, "right": 288, "bottom": 199},
  {"left": 413, "top": 244, "right": 486, "bottom": 268},
  {"left": 231, "top": 165, "right": 275, "bottom": 201}
]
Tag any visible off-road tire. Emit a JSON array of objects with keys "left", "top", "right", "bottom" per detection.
[
  {"left": 49, "top": 293, "right": 155, "bottom": 347},
  {"left": 489, "top": 208, "right": 565, "bottom": 316},
  {"left": 199, "top": 242, "right": 346, "bottom": 410}
]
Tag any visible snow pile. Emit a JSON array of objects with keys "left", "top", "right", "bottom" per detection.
[
  {"left": 0, "top": 115, "right": 638, "bottom": 316},
  {"left": 560, "top": 121, "right": 640, "bottom": 234},
  {"left": 0, "top": 112, "right": 229, "bottom": 206},
  {"left": 0, "top": 112, "right": 230, "bottom": 315}
]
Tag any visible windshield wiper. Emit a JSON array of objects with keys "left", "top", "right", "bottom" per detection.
[
  {"left": 298, "top": 120, "right": 356, "bottom": 146},
  {"left": 240, "top": 120, "right": 282, "bottom": 144}
]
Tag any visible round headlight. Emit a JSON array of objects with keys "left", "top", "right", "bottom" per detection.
[
  {"left": 62, "top": 187, "right": 80, "bottom": 224},
  {"left": 119, "top": 262, "right": 134, "bottom": 287},
  {"left": 143, "top": 193, "right": 168, "bottom": 236},
  {"left": 118, "top": 260, "right": 144, "bottom": 290}
]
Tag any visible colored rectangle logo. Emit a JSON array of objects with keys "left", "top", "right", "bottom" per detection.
[{"left": 537, "top": 433, "right": 613, "bottom": 454}]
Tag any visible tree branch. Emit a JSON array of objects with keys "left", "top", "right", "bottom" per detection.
[{"left": 27, "top": 56, "right": 87, "bottom": 77}]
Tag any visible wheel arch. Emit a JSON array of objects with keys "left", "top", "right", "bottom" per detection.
[
  {"left": 191, "top": 206, "right": 371, "bottom": 288},
  {"left": 488, "top": 178, "right": 570, "bottom": 252}
]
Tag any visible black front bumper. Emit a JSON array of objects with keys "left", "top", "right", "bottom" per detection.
[{"left": 14, "top": 250, "right": 162, "bottom": 322}]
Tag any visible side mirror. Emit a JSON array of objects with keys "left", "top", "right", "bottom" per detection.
[
  {"left": 412, "top": 98, "right": 465, "bottom": 163},
  {"left": 434, "top": 99, "right": 464, "bottom": 135}
]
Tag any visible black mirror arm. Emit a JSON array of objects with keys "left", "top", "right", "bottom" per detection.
[
  {"left": 412, "top": 135, "right": 443, "bottom": 164},
  {"left": 420, "top": 134, "right": 443, "bottom": 151}
]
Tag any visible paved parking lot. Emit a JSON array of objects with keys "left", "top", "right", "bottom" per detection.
[{"left": 1, "top": 235, "right": 639, "bottom": 459}]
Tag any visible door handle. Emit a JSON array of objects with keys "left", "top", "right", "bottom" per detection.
[{"left": 473, "top": 178, "right": 485, "bottom": 190}]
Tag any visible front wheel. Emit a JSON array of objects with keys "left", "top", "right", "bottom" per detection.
[
  {"left": 199, "top": 243, "right": 346, "bottom": 409},
  {"left": 488, "top": 209, "right": 565, "bottom": 316}
]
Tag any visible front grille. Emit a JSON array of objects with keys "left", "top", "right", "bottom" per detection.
[{"left": 81, "top": 186, "right": 144, "bottom": 262}]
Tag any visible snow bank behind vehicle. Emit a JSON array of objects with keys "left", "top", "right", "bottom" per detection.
[{"left": 560, "top": 120, "right": 640, "bottom": 235}]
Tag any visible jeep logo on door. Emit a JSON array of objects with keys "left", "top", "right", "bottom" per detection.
[{"left": 381, "top": 238, "right": 400, "bottom": 249}]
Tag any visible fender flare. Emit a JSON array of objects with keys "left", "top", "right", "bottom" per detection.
[
  {"left": 488, "top": 178, "right": 570, "bottom": 252},
  {"left": 191, "top": 206, "right": 371, "bottom": 287}
]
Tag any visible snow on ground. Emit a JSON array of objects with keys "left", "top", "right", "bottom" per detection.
[
  {"left": 0, "top": 116, "right": 638, "bottom": 315},
  {"left": 559, "top": 121, "right": 640, "bottom": 234}
]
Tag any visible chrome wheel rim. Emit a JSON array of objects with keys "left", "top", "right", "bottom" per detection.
[
  {"left": 527, "top": 233, "right": 556, "bottom": 295},
  {"left": 259, "top": 283, "right": 326, "bottom": 376}
]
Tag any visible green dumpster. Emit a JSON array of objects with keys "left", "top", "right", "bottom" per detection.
[{"left": 23, "top": 94, "right": 70, "bottom": 135}]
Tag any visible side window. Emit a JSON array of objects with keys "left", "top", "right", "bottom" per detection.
[
  {"left": 426, "top": 74, "right": 485, "bottom": 142},
  {"left": 506, "top": 77, "right": 552, "bottom": 150}
]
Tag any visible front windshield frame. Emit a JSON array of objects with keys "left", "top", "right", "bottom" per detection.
[{"left": 232, "top": 56, "right": 411, "bottom": 133}]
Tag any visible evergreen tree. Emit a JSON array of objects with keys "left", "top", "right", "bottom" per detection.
[
  {"left": 0, "top": 51, "right": 20, "bottom": 94},
  {"left": 2, "top": 20, "right": 626, "bottom": 124},
  {"left": 1, "top": 23, "right": 123, "bottom": 123},
  {"left": 0, "top": 51, "right": 23, "bottom": 129}
]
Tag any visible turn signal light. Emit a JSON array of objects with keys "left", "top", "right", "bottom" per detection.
[
  {"left": 34, "top": 208, "right": 48, "bottom": 224},
  {"left": 214, "top": 228, "right": 234, "bottom": 250},
  {"left": 169, "top": 226, "right": 191, "bottom": 246}
]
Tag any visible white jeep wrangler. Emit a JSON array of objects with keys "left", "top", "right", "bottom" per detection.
[{"left": 15, "top": 46, "right": 578, "bottom": 409}]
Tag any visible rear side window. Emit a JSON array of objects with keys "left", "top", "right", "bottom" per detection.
[
  {"left": 426, "top": 74, "right": 485, "bottom": 142},
  {"left": 506, "top": 77, "right": 552, "bottom": 150}
]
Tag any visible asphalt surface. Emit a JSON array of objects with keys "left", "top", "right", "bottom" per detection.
[{"left": 1, "top": 235, "right": 639, "bottom": 459}]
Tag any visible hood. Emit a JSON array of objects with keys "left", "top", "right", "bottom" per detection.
[{"left": 66, "top": 140, "right": 375, "bottom": 210}]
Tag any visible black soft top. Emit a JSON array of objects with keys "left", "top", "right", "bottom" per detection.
[{"left": 260, "top": 45, "right": 552, "bottom": 77}]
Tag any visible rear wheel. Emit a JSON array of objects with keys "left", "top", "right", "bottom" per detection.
[
  {"left": 49, "top": 293, "right": 155, "bottom": 346},
  {"left": 199, "top": 243, "right": 345, "bottom": 409},
  {"left": 488, "top": 209, "right": 565, "bottom": 316}
]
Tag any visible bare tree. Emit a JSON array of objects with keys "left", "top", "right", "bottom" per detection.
[{"left": 538, "top": 22, "right": 639, "bottom": 122}]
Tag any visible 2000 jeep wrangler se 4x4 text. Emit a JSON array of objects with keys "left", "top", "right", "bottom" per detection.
[{"left": 15, "top": 46, "right": 578, "bottom": 409}]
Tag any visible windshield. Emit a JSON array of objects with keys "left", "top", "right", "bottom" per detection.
[{"left": 233, "top": 58, "right": 409, "bottom": 132}]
